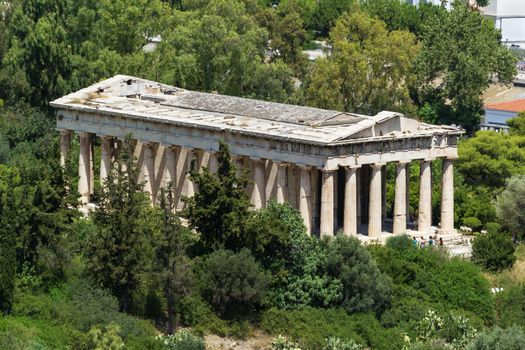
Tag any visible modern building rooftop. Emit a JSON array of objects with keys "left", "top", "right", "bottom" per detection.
[
  {"left": 485, "top": 98, "right": 525, "bottom": 112},
  {"left": 51, "top": 75, "right": 462, "bottom": 145}
]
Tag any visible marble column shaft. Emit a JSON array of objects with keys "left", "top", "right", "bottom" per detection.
[
  {"left": 100, "top": 136, "right": 113, "bottom": 184},
  {"left": 320, "top": 169, "right": 335, "bottom": 236},
  {"left": 276, "top": 162, "right": 287, "bottom": 203},
  {"left": 368, "top": 164, "right": 384, "bottom": 237},
  {"left": 78, "top": 132, "right": 92, "bottom": 204},
  {"left": 251, "top": 158, "right": 266, "bottom": 210},
  {"left": 393, "top": 161, "right": 409, "bottom": 234},
  {"left": 141, "top": 142, "right": 156, "bottom": 203},
  {"left": 59, "top": 130, "right": 72, "bottom": 167},
  {"left": 441, "top": 158, "right": 455, "bottom": 233},
  {"left": 299, "top": 166, "right": 312, "bottom": 235},
  {"left": 418, "top": 160, "right": 432, "bottom": 233},
  {"left": 344, "top": 167, "right": 359, "bottom": 236}
]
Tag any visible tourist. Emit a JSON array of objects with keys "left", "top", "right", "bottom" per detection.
[
  {"left": 419, "top": 236, "right": 426, "bottom": 249},
  {"left": 428, "top": 236, "right": 434, "bottom": 248},
  {"left": 439, "top": 237, "right": 444, "bottom": 248},
  {"left": 412, "top": 236, "right": 418, "bottom": 248}
]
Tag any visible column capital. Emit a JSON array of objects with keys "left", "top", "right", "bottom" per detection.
[
  {"left": 421, "top": 157, "right": 435, "bottom": 163},
  {"left": 443, "top": 156, "right": 458, "bottom": 161},
  {"left": 320, "top": 167, "right": 337, "bottom": 173},
  {"left": 370, "top": 162, "right": 386, "bottom": 169},
  {"left": 396, "top": 160, "right": 411, "bottom": 165},
  {"left": 297, "top": 164, "right": 312, "bottom": 170},
  {"left": 59, "top": 129, "right": 72, "bottom": 135},
  {"left": 274, "top": 160, "right": 289, "bottom": 168}
]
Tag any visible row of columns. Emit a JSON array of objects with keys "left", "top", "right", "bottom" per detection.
[{"left": 60, "top": 130, "right": 456, "bottom": 237}]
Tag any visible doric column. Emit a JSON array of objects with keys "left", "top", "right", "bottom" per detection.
[
  {"left": 78, "top": 132, "right": 92, "bottom": 204},
  {"left": 250, "top": 158, "right": 266, "bottom": 210},
  {"left": 298, "top": 165, "right": 312, "bottom": 235},
  {"left": 320, "top": 168, "right": 335, "bottom": 236},
  {"left": 381, "top": 166, "right": 387, "bottom": 223},
  {"left": 59, "top": 130, "right": 72, "bottom": 167},
  {"left": 393, "top": 161, "right": 409, "bottom": 234},
  {"left": 287, "top": 165, "right": 298, "bottom": 209},
  {"left": 100, "top": 135, "right": 113, "bottom": 184},
  {"left": 440, "top": 157, "right": 456, "bottom": 234},
  {"left": 356, "top": 168, "right": 361, "bottom": 227},
  {"left": 163, "top": 146, "right": 177, "bottom": 188},
  {"left": 344, "top": 166, "right": 360, "bottom": 236},
  {"left": 275, "top": 162, "right": 288, "bottom": 203},
  {"left": 208, "top": 152, "right": 218, "bottom": 173},
  {"left": 406, "top": 163, "right": 410, "bottom": 224},
  {"left": 368, "top": 163, "right": 384, "bottom": 237},
  {"left": 185, "top": 148, "right": 196, "bottom": 199},
  {"left": 141, "top": 142, "right": 156, "bottom": 203},
  {"left": 418, "top": 159, "right": 433, "bottom": 233}
]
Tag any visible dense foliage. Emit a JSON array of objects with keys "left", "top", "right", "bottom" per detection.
[
  {"left": 471, "top": 231, "right": 516, "bottom": 272},
  {"left": 0, "top": 0, "right": 524, "bottom": 348}
]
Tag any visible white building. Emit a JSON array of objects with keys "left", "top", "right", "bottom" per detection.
[{"left": 479, "top": 0, "right": 525, "bottom": 45}]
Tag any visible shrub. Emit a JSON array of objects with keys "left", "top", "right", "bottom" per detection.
[
  {"left": 326, "top": 236, "right": 392, "bottom": 313},
  {"left": 495, "top": 283, "right": 525, "bottom": 328},
  {"left": 466, "top": 325, "right": 525, "bottom": 350},
  {"left": 0, "top": 316, "right": 84, "bottom": 350},
  {"left": 496, "top": 175, "right": 525, "bottom": 239},
  {"left": 261, "top": 307, "right": 404, "bottom": 350},
  {"left": 197, "top": 249, "right": 267, "bottom": 319},
  {"left": 385, "top": 234, "right": 413, "bottom": 251},
  {"left": 158, "top": 329, "right": 205, "bottom": 350},
  {"left": 462, "top": 217, "right": 482, "bottom": 232},
  {"left": 87, "top": 323, "right": 125, "bottom": 350},
  {"left": 12, "top": 279, "right": 156, "bottom": 340},
  {"left": 323, "top": 337, "right": 362, "bottom": 350},
  {"left": 471, "top": 231, "right": 516, "bottom": 272},
  {"left": 420, "top": 258, "right": 494, "bottom": 322},
  {"left": 272, "top": 335, "right": 303, "bottom": 350}
]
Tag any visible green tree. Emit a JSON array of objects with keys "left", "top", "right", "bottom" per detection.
[
  {"left": 413, "top": 2, "right": 516, "bottom": 131},
  {"left": 197, "top": 248, "right": 267, "bottom": 319},
  {"left": 309, "top": 0, "right": 354, "bottom": 36},
  {"left": 86, "top": 136, "right": 151, "bottom": 312},
  {"left": 154, "top": 185, "right": 194, "bottom": 334},
  {"left": 0, "top": 187, "right": 16, "bottom": 313},
  {"left": 184, "top": 141, "right": 251, "bottom": 252},
  {"left": 496, "top": 175, "right": 525, "bottom": 239},
  {"left": 507, "top": 112, "right": 525, "bottom": 136},
  {"left": 326, "top": 235, "right": 392, "bottom": 313},
  {"left": 306, "top": 11, "right": 419, "bottom": 115},
  {"left": 471, "top": 231, "right": 516, "bottom": 272}
]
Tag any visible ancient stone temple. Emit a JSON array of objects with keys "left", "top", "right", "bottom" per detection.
[{"left": 51, "top": 75, "right": 463, "bottom": 237}]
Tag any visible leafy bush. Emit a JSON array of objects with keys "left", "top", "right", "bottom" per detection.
[
  {"left": 463, "top": 217, "right": 482, "bottom": 232},
  {"left": 272, "top": 335, "right": 303, "bottom": 350},
  {"left": 471, "top": 231, "right": 516, "bottom": 272},
  {"left": 87, "top": 323, "right": 125, "bottom": 350},
  {"left": 385, "top": 234, "right": 413, "bottom": 251},
  {"left": 326, "top": 236, "right": 392, "bottom": 313},
  {"left": 197, "top": 249, "right": 267, "bottom": 319},
  {"left": 496, "top": 175, "right": 525, "bottom": 239},
  {"left": 0, "top": 316, "right": 84, "bottom": 350},
  {"left": 12, "top": 279, "right": 156, "bottom": 340},
  {"left": 261, "top": 307, "right": 404, "bottom": 350},
  {"left": 421, "top": 258, "right": 494, "bottom": 322},
  {"left": 466, "top": 325, "right": 525, "bottom": 350},
  {"left": 495, "top": 283, "right": 525, "bottom": 328},
  {"left": 158, "top": 329, "right": 205, "bottom": 350},
  {"left": 323, "top": 337, "right": 362, "bottom": 350}
]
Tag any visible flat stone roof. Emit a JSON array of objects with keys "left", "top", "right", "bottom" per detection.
[{"left": 51, "top": 75, "right": 461, "bottom": 144}]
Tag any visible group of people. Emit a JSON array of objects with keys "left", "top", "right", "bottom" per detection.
[{"left": 412, "top": 235, "right": 443, "bottom": 249}]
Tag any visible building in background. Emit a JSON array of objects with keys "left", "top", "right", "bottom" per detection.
[
  {"left": 483, "top": 99, "right": 525, "bottom": 132},
  {"left": 480, "top": 0, "right": 525, "bottom": 45}
]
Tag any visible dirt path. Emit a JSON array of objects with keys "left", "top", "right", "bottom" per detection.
[{"left": 205, "top": 331, "right": 273, "bottom": 350}]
